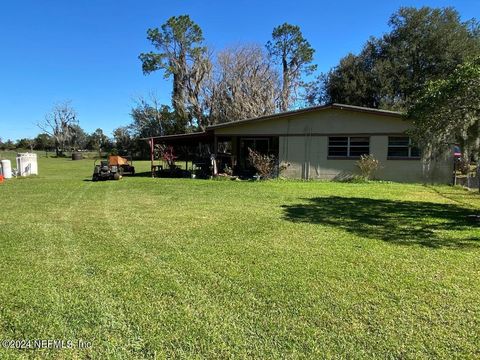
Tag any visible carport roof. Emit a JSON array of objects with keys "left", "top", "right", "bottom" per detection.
[{"left": 140, "top": 131, "right": 213, "bottom": 142}]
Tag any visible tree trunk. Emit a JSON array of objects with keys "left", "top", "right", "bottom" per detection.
[
  {"left": 477, "top": 159, "right": 480, "bottom": 193},
  {"left": 281, "top": 57, "right": 289, "bottom": 112},
  {"left": 172, "top": 48, "right": 189, "bottom": 125},
  {"left": 476, "top": 125, "right": 480, "bottom": 193},
  {"left": 172, "top": 73, "right": 184, "bottom": 118}
]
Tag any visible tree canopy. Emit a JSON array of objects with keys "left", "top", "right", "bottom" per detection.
[
  {"left": 38, "top": 101, "right": 79, "bottom": 156},
  {"left": 139, "top": 17, "right": 318, "bottom": 132},
  {"left": 206, "top": 45, "right": 279, "bottom": 124},
  {"left": 407, "top": 57, "right": 480, "bottom": 162},
  {"left": 139, "top": 15, "right": 211, "bottom": 129},
  {"left": 314, "top": 7, "right": 480, "bottom": 110},
  {"left": 130, "top": 95, "right": 180, "bottom": 137},
  {"left": 266, "top": 23, "right": 316, "bottom": 111}
]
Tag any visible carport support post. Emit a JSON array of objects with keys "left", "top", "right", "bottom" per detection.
[
  {"left": 150, "top": 137, "right": 155, "bottom": 178},
  {"left": 213, "top": 136, "right": 218, "bottom": 177}
]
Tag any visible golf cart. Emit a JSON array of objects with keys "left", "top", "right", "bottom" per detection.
[{"left": 92, "top": 160, "right": 121, "bottom": 181}]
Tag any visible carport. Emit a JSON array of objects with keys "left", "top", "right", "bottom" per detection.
[{"left": 143, "top": 131, "right": 214, "bottom": 177}]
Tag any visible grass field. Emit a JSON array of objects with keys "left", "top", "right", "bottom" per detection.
[{"left": 0, "top": 154, "right": 479, "bottom": 359}]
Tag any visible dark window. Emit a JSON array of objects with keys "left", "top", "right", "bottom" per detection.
[
  {"left": 239, "top": 137, "right": 275, "bottom": 170},
  {"left": 328, "top": 137, "right": 348, "bottom": 157},
  {"left": 410, "top": 146, "right": 421, "bottom": 158},
  {"left": 349, "top": 137, "right": 370, "bottom": 157},
  {"left": 328, "top": 136, "right": 369, "bottom": 158},
  {"left": 388, "top": 137, "right": 420, "bottom": 158}
]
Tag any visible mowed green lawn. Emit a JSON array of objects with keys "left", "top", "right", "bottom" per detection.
[{"left": 0, "top": 154, "right": 479, "bottom": 359}]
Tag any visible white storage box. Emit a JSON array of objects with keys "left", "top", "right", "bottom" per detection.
[
  {"left": 0, "top": 159, "right": 12, "bottom": 178},
  {"left": 16, "top": 153, "right": 38, "bottom": 176}
]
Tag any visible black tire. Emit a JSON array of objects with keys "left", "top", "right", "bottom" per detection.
[{"left": 92, "top": 175, "right": 98, "bottom": 182}]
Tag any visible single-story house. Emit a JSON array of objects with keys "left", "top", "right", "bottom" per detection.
[{"left": 146, "top": 103, "right": 453, "bottom": 183}]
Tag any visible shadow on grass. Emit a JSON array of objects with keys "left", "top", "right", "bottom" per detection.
[
  {"left": 133, "top": 171, "right": 154, "bottom": 178},
  {"left": 282, "top": 196, "right": 479, "bottom": 249},
  {"left": 132, "top": 171, "right": 201, "bottom": 179}
]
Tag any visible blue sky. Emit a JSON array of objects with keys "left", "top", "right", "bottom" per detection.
[{"left": 0, "top": 0, "right": 478, "bottom": 140}]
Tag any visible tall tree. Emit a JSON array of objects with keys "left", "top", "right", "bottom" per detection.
[
  {"left": 113, "top": 126, "right": 133, "bottom": 155},
  {"left": 130, "top": 95, "right": 180, "bottom": 137},
  {"left": 319, "top": 7, "right": 480, "bottom": 110},
  {"left": 408, "top": 57, "right": 480, "bottom": 170},
  {"left": 321, "top": 55, "right": 376, "bottom": 107},
  {"left": 87, "top": 128, "right": 109, "bottom": 158},
  {"left": 381, "top": 7, "right": 480, "bottom": 108},
  {"left": 0, "top": 139, "right": 15, "bottom": 151},
  {"left": 206, "top": 45, "right": 279, "bottom": 124},
  {"left": 16, "top": 138, "right": 35, "bottom": 151},
  {"left": 266, "top": 23, "right": 316, "bottom": 112},
  {"left": 38, "top": 101, "right": 78, "bottom": 156},
  {"left": 139, "top": 15, "right": 211, "bottom": 129},
  {"left": 34, "top": 133, "right": 54, "bottom": 151},
  {"left": 70, "top": 124, "right": 88, "bottom": 150}
]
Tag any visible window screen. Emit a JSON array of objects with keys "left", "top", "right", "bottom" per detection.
[
  {"left": 388, "top": 137, "right": 420, "bottom": 158},
  {"left": 328, "top": 137, "right": 370, "bottom": 157}
]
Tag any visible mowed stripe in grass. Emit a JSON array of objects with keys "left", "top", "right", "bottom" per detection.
[{"left": 0, "top": 155, "right": 479, "bottom": 358}]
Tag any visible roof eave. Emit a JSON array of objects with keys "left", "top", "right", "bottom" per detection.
[
  {"left": 139, "top": 131, "right": 213, "bottom": 141},
  {"left": 206, "top": 103, "right": 404, "bottom": 131}
]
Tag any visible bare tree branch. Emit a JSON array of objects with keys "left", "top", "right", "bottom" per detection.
[{"left": 37, "top": 101, "right": 78, "bottom": 156}]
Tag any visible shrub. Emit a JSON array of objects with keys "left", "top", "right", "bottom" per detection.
[
  {"left": 248, "top": 148, "right": 277, "bottom": 179},
  {"left": 155, "top": 144, "right": 177, "bottom": 169},
  {"left": 456, "top": 155, "right": 471, "bottom": 175},
  {"left": 356, "top": 154, "right": 380, "bottom": 180},
  {"left": 223, "top": 165, "right": 233, "bottom": 176}
]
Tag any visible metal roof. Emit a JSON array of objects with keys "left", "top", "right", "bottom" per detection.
[
  {"left": 206, "top": 103, "right": 403, "bottom": 130},
  {"left": 142, "top": 104, "right": 404, "bottom": 141}
]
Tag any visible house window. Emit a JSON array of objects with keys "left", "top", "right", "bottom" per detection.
[
  {"left": 328, "top": 137, "right": 370, "bottom": 158},
  {"left": 388, "top": 137, "right": 420, "bottom": 159}
]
